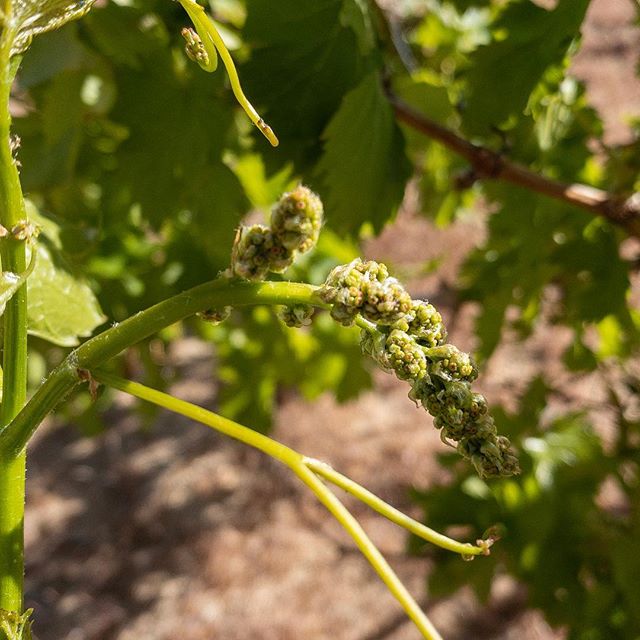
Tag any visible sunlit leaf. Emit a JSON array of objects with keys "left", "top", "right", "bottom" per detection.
[
  {"left": 0, "top": 251, "right": 34, "bottom": 317},
  {"left": 26, "top": 204, "right": 105, "bottom": 346},
  {"left": 11, "top": 0, "right": 97, "bottom": 55}
]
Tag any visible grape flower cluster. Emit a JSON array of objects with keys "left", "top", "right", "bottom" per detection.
[
  {"left": 319, "top": 260, "right": 519, "bottom": 479},
  {"left": 230, "top": 185, "right": 323, "bottom": 280}
]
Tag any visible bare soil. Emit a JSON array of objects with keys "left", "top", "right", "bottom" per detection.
[{"left": 22, "top": 1, "right": 640, "bottom": 639}]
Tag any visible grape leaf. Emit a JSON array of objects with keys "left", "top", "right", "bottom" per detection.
[
  {"left": 0, "top": 252, "right": 34, "bottom": 317},
  {"left": 26, "top": 205, "right": 105, "bottom": 346},
  {"left": 315, "top": 72, "right": 411, "bottom": 233},
  {"left": 11, "top": 0, "right": 96, "bottom": 55},
  {"left": 243, "top": 0, "right": 369, "bottom": 157},
  {"left": 339, "top": 0, "right": 374, "bottom": 54},
  {"left": 27, "top": 242, "right": 105, "bottom": 346},
  {"left": 461, "top": 0, "right": 590, "bottom": 136}
]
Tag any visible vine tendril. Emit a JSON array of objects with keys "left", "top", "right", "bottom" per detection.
[{"left": 177, "top": 0, "right": 279, "bottom": 147}]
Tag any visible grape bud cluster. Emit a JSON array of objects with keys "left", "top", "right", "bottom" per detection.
[
  {"left": 319, "top": 259, "right": 412, "bottom": 326},
  {"left": 231, "top": 186, "right": 323, "bottom": 280},
  {"left": 321, "top": 261, "right": 519, "bottom": 478}
]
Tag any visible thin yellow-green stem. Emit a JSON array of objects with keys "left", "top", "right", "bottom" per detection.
[
  {"left": 0, "top": 280, "right": 325, "bottom": 459},
  {"left": 0, "top": 16, "right": 28, "bottom": 613},
  {"left": 304, "top": 457, "right": 484, "bottom": 557},
  {"left": 292, "top": 463, "right": 443, "bottom": 640},
  {"left": 91, "top": 369, "right": 442, "bottom": 640},
  {"left": 177, "top": 0, "right": 279, "bottom": 146},
  {"left": 91, "top": 369, "right": 302, "bottom": 466}
]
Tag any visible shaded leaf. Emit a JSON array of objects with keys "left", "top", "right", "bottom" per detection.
[
  {"left": 316, "top": 72, "right": 411, "bottom": 233},
  {"left": 243, "top": 0, "right": 369, "bottom": 157},
  {"left": 339, "top": 0, "right": 374, "bottom": 54}
]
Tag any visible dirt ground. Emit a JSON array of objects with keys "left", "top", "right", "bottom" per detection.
[{"left": 22, "top": 1, "right": 640, "bottom": 638}]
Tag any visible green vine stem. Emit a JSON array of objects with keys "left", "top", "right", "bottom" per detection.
[
  {"left": 0, "top": 280, "right": 326, "bottom": 459},
  {"left": 0, "top": 10, "right": 29, "bottom": 614},
  {"left": 90, "top": 369, "right": 445, "bottom": 640}
]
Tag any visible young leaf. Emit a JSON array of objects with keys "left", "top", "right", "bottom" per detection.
[
  {"left": 316, "top": 72, "right": 411, "bottom": 233},
  {"left": 11, "top": 0, "right": 96, "bottom": 55}
]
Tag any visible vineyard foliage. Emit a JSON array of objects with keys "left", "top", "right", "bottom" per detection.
[{"left": 10, "top": 0, "right": 640, "bottom": 636}]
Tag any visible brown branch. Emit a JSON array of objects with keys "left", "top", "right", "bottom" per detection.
[{"left": 388, "top": 93, "right": 640, "bottom": 238}]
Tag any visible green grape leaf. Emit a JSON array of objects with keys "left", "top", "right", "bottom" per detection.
[
  {"left": 243, "top": 0, "right": 369, "bottom": 155},
  {"left": 26, "top": 205, "right": 105, "bottom": 346},
  {"left": 80, "top": 2, "right": 156, "bottom": 70},
  {"left": 339, "top": 0, "right": 374, "bottom": 54},
  {"left": 0, "top": 251, "right": 35, "bottom": 317},
  {"left": 316, "top": 72, "right": 411, "bottom": 233},
  {"left": 11, "top": 0, "right": 96, "bottom": 55},
  {"left": 87, "top": 2, "right": 238, "bottom": 229},
  {"left": 27, "top": 241, "right": 105, "bottom": 346},
  {"left": 461, "top": 0, "right": 590, "bottom": 136},
  {"left": 228, "top": 152, "right": 294, "bottom": 210}
]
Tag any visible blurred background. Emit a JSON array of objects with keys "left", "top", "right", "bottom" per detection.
[{"left": 14, "top": 0, "right": 640, "bottom": 637}]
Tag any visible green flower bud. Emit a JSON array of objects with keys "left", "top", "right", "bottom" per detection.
[
  {"left": 271, "top": 185, "right": 323, "bottom": 253},
  {"left": 425, "top": 344, "right": 478, "bottom": 383},
  {"left": 267, "top": 242, "right": 295, "bottom": 274},
  {"left": 362, "top": 277, "right": 412, "bottom": 325},
  {"left": 463, "top": 434, "right": 520, "bottom": 479},
  {"left": 230, "top": 225, "right": 294, "bottom": 280},
  {"left": 381, "top": 329, "right": 428, "bottom": 382},
  {"left": 231, "top": 224, "right": 275, "bottom": 280},
  {"left": 0, "top": 608, "right": 33, "bottom": 640},
  {"left": 181, "top": 27, "right": 210, "bottom": 66},
  {"left": 320, "top": 259, "right": 411, "bottom": 326},
  {"left": 278, "top": 304, "right": 315, "bottom": 327},
  {"left": 395, "top": 299, "right": 447, "bottom": 347}
]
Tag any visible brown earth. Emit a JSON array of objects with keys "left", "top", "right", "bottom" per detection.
[{"left": 22, "top": 1, "right": 640, "bottom": 639}]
